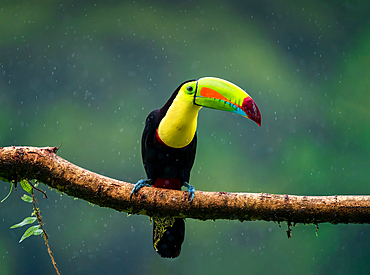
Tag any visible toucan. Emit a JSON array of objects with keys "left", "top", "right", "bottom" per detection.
[{"left": 131, "top": 77, "right": 261, "bottom": 258}]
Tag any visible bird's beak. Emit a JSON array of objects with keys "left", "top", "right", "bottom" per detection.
[{"left": 194, "top": 77, "right": 261, "bottom": 126}]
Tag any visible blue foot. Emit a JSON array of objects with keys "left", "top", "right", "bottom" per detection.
[
  {"left": 183, "top": 182, "right": 195, "bottom": 202},
  {"left": 130, "top": 179, "right": 152, "bottom": 199}
]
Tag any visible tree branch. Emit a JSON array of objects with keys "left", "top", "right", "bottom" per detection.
[{"left": 1, "top": 146, "right": 369, "bottom": 225}]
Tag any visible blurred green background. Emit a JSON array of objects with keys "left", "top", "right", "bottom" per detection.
[{"left": 1, "top": 0, "right": 370, "bottom": 274}]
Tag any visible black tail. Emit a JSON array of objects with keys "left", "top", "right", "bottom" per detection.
[{"left": 153, "top": 218, "right": 185, "bottom": 258}]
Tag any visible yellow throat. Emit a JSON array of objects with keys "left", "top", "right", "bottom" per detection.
[{"left": 157, "top": 91, "right": 201, "bottom": 148}]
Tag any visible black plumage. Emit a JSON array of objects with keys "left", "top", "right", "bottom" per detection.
[{"left": 141, "top": 80, "right": 196, "bottom": 258}]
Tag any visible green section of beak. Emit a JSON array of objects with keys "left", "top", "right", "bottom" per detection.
[{"left": 194, "top": 77, "right": 261, "bottom": 126}]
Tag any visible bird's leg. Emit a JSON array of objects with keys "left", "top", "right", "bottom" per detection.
[
  {"left": 130, "top": 179, "right": 152, "bottom": 199},
  {"left": 182, "top": 182, "right": 195, "bottom": 203}
]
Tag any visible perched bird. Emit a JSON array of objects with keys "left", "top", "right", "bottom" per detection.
[{"left": 131, "top": 77, "right": 261, "bottom": 258}]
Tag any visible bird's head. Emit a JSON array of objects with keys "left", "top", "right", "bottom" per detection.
[{"left": 158, "top": 77, "right": 261, "bottom": 148}]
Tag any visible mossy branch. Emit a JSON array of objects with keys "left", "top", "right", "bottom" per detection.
[{"left": 1, "top": 146, "right": 370, "bottom": 225}]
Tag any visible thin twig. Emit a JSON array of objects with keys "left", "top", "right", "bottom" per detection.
[
  {"left": 32, "top": 190, "right": 60, "bottom": 275},
  {"left": 28, "top": 180, "right": 48, "bottom": 199}
]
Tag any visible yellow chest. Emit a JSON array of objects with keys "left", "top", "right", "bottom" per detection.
[{"left": 157, "top": 94, "right": 201, "bottom": 148}]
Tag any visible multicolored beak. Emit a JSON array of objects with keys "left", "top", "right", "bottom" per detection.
[{"left": 194, "top": 77, "right": 261, "bottom": 126}]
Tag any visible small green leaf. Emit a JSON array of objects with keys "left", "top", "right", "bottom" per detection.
[
  {"left": 20, "top": 180, "right": 32, "bottom": 194},
  {"left": 19, "top": 225, "right": 41, "bottom": 243},
  {"left": 21, "top": 194, "right": 33, "bottom": 203},
  {"left": 10, "top": 217, "right": 37, "bottom": 229},
  {"left": 1, "top": 182, "right": 13, "bottom": 203}
]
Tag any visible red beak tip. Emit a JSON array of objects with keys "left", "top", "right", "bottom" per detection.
[{"left": 242, "top": 97, "right": 261, "bottom": 127}]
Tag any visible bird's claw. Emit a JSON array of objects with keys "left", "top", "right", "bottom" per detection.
[
  {"left": 130, "top": 179, "right": 152, "bottom": 199},
  {"left": 183, "top": 182, "right": 195, "bottom": 203}
]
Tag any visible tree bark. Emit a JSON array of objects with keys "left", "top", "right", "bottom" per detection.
[{"left": 1, "top": 146, "right": 369, "bottom": 225}]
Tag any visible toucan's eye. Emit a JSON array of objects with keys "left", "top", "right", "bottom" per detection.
[{"left": 186, "top": 86, "right": 193, "bottom": 92}]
